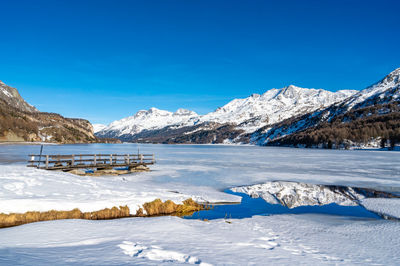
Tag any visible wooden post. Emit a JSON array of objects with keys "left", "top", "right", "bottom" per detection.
[
  {"left": 37, "top": 145, "right": 43, "bottom": 169},
  {"left": 140, "top": 154, "right": 143, "bottom": 163},
  {"left": 110, "top": 154, "right": 112, "bottom": 165},
  {"left": 152, "top": 154, "right": 155, "bottom": 163},
  {"left": 31, "top": 156, "right": 35, "bottom": 167},
  {"left": 94, "top": 154, "right": 97, "bottom": 165},
  {"left": 72, "top": 154, "right": 75, "bottom": 166},
  {"left": 126, "top": 154, "right": 129, "bottom": 165},
  {"left": 45, "top": 155, "right": 49, "bottom": 169}
]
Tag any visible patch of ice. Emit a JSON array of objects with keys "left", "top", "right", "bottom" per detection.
[{"left": 361, "top": 198, "right": 400, "bottom": 219}]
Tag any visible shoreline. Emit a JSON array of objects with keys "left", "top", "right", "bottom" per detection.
[
  {"left": 1, "top": 141, "right": 398, "bottom": 151},
  {"left": 0, "top": 141, "right": 59, "bottom": 145}
]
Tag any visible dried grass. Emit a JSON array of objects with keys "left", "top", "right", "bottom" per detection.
[
  {"left": 141, "top": 198, "right": 204, "bottom": 216},
  {"left": 0, "top": 198, "right": 204, "bottom": 228},
  {"left": 0, "top": 206, "right": 130, "bottom": 228}
]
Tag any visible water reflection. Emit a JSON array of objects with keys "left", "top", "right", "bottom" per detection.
[{"left": 184, "top": 191, "right": 382, "bottom": 220}]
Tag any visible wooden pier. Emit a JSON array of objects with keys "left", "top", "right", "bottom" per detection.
[{"left": 27, "top": 153, "right": 155, "bottom": 171}]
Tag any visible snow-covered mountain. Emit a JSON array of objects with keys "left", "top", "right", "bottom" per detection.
[
  {"left": 254, "top": 67, "right": 400, "bottom": 147},
  {"left": 97, "top": 86, "right": 356, "bottom": 140},
  {"left": 344, "top": 67, "right": 400, "bottom": 110},
  {"left": 96, "top": 68, "right": 400, "bottom": 146},
  {"left": 93, "top": 124, "right": 107, "bottom": 133},
  {"left": 196, "top": 85, "right": 355, "bottom": 132},
  {"left": 97, "top": 108, "right": 198, "bottom": 138}
]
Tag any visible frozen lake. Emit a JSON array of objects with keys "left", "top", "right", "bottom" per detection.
[
  {"left": 1, "top": 143, "right": 400, "bottom": 192},
  {"left": 1, "top": 144, "right": 400, "bottom": 265}
]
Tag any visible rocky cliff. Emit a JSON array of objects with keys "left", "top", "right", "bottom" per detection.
[{"left": 0, "top": 81, "right": 96, "bottom": 143}]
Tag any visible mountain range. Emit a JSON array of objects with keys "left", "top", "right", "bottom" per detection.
[
  {"left": 252, "top": 68, "right": 400, "bottom": 148},
  {"left": 96, "top": 68, "right": 400, "bottom": 148},
  {"left": 1, "top": 68, "right": 399, "bottom": 148},
  {"left": 95, "top": 86, "right": 356, "bottom": 141}
]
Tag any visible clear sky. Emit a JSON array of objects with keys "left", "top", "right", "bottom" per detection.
[{"left": 0, "top": 0, "right": 399, "bottom": 124}]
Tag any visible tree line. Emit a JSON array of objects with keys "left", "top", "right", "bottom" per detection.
[{"left": 268, "top": 103, "right": 400, "bottom": 149}]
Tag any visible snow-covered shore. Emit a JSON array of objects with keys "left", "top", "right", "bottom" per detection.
[
  {"left": 0, "top": 165, "right": 239, "bottom": 215},
  {"left": 0, "top": 214, "right": 399, "bottom": 265},
  {"left": 1, "top": 144, "right": 400, "bottom": 215},
  {"left": 1, "top": 144, "right": 400, "bottom": 264}
]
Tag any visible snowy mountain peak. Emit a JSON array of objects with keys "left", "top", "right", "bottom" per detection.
[
  {"left": 284, "top": 84, "right": 301, "bottom": 91},
  {"left": 379, "top": 67, "right": 400, "bottom": 85},
  {"left": 133, "top": 107, "right": 170, "bottom": 118},
  {"left": 278, "top": 85, "right": 303, "bottom": 98},
  {"left": 366, "top": 67, "right": 400, "bottom": 91},
  {"left": 174, "top": 108, "right": 198, "bottom": 116},
  {"left": 97, "top": 85, "right": 357, "bottom": 140},
  {"left": 133, "top": 107, "right": 198, "bottom": 118},
  {"left": 98, "top": 107, "right": 199, "bottom": 137},
  {"left": 343, "top": 67, "right": 400, "bottom": 110},
  {"left": 197, "top": 86, "right": 356, "bottom": 129},
  {"left": 92, "top": 124, "right": 107, "bottom": 133},
  {"left": 0, "top": 80, "right": 38, "bottom": 112},
  {"left": 148, "top": 107, "right": 158, "bottom": 112},
  {"left": 147, "top": 107, "right": 166, "bottom": 114}
]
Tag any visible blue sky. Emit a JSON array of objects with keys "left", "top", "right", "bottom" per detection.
[{"left": 0, "top": 0, "right": 399, "bottom": 124}]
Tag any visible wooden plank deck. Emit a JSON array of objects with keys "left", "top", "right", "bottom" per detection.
[{"left": 27, "top": 153, "right": 155, "bottom": 171}]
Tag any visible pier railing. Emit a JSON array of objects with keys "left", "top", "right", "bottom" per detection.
[{"left": 27, "top": 153, "right": 155, "bottom": 170}]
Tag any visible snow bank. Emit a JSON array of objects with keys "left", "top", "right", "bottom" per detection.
[{"left": 0, "top": 165, "right": 239, "bottom": 215}]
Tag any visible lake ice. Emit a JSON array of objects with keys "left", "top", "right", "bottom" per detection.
[{"left": 0, "top": 144, "right": 399, "bottom": 265}]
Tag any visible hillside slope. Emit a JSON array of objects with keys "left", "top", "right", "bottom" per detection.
[
  {"left": 97, "top": 86, "right": 355, "bottom": 143},
  {"left": 0, "top": 81, "right": 38, "bottom": 113},
  {"left": 0, "top": 81, "right": 96, "bottom": 143},
  {"left": 97, "top": 108, "right": 198, "bottom": 138},
  {"left": 253, "top": 68, "right": 400, "bottom": 148}
]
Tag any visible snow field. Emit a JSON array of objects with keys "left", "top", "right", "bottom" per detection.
[
  {"left": 0, "top": 215, "right": 399, "bottom": 265},
  {"left": 0, "top": 144, "right": 399, "bottom": 264},
  {"left": 0, "top": 165, "right": 240, "bottom": 215}
]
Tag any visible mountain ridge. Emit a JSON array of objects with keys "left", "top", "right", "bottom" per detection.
[
  {"left": 96, "top": 85, "right": 357, "bottom": 142},
  {"left": 0, "top": 80, "right": 97, "bottom": 143},
  {"left": 0, "top": 80, "right": 38, "bottom": 113},
  {"left": 96, "top": 68, "right": 400, "bottom": 148},
  {"left": 253, "top": 68, "right": 400, "bottom": 148}
]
